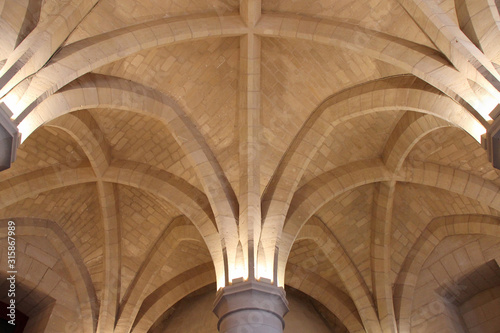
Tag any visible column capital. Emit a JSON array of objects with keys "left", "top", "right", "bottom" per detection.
[{"left": 213, "top": 280, "right": 289, "bottom": 333}]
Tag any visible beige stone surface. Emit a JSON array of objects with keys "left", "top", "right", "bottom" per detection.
[
  {"left": 1, "top": 0, "right": 500, "bottom": 332},
  {"left": 409, "top": 235, "right": 500, "bottom": 333},
  {"left": 149, "top": 284, "right": 344, "bottom": 332}
]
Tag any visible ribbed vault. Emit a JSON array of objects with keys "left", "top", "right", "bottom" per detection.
[{"left": 1, "top": 0, "right": 500, "bottom": 332}]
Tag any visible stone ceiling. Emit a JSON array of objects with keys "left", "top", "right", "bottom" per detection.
[{"left": 0, "top": 0, "right": 500, "bottom": 332}]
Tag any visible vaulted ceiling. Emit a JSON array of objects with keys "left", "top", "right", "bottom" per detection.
[{"left": 0, "top": 0, "right": 500, "bottom": 332}]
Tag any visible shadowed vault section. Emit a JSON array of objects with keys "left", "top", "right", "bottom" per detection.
[{"left": 1, "top": 0, "right": 500, "bottom": 332}]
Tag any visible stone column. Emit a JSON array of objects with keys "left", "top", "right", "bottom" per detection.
[
  {"left": 485, "top": 104, "right": 500, "bottom": 169},
  {"left": 0, "top": 103, "right": 19, "bottom": 171},
  {"left": 213, "top": 280, "right": 289, "bottom": 333}
]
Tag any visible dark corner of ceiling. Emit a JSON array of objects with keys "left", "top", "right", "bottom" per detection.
[
  {"left": 0, "top": 103, "right": 19, "bottom": 171},
  {"left": 482, "top": 104, "right": 500, "bottom": 170}
]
